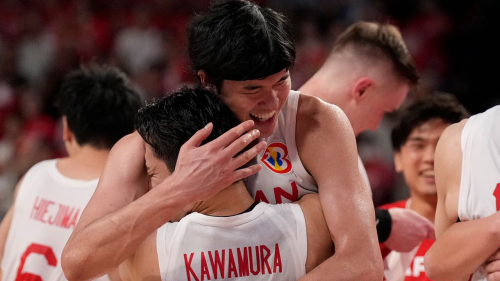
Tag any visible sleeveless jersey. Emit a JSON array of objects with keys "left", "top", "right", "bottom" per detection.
[
  {"left": 1, "top": 159, "right": 109, "bottom": 281},
  {"left": 457, "top": 105, "right": 500, "bottom": 281},
  {"left": 156, "top": 202, "right": 307, "bottom": 281},
  {"left": 245, "top": 90, "right": 371, "bottom": 204},
  {"left": 379, "top": 200, "right": 434, "bottom": 281}
]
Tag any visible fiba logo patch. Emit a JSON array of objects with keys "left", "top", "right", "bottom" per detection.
[{"left": 260, "top": 142, "right": 292, "bottom": 174}]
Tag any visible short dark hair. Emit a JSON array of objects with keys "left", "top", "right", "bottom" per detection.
[
  {"left": 391, "top": 92, "right": 470, "bottom": 151},
  {"left": 55, "top": 64, "right": 142, "bottom": 149},
  {"left": 135, "top": 85, "right": 241, "bottom": 171},
  {"left": 333, "top": 21, "right": 419, "bottom": 85},
  {"left": 187, "top": 0, "right": 295, "bottom": 87}
]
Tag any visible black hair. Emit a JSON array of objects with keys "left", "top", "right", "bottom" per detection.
[
  {"left": 391, "top": 92, "right": 470, "bottom": 151},
  {"left": 135, "top": 85, "right": 241, "bottom": 171},
  {"left": 187, "top": 0, "right": 295, "bottom": 87},
  {"left": 54, "top": 64, "right": 142, "bottom": 149}
]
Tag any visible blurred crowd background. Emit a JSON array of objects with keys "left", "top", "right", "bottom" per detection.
[{"left": 0, "top": 0, "right": 498, "bottom": 218}]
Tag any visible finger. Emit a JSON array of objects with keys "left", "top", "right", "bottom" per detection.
[
  {"left": 487, "top": 250, "right": 500, "bottom": 262},
  {"left": 229, "top": 163, "right": 263, "bottom": 183},
  {"left": 184, "top": 123, "right": 214, "bottom": 148},
  {"left": 487, "top": 271, "right": 500, "bottom": 281},
  {"left": 484, "top": 259, "right": 500, "bottom": 272},
  {"left": 223, "top": 129, "right": 261, "bottom": 158},
  {"left": 208, "top": 120, "right": 255, "bottom": 149},
  {"left": 230, "top": 141, "right": 267, "bottom": 169}
]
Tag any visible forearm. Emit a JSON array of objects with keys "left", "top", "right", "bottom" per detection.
[
  {"left": 62, "top": 186, "right": 186, "bottom": 281},
  {"left": 305, "top": 194, "right": 383, "bottom": 280},
  {"left": 426, "top": 216, "right": 500, "bottom": 280},
  {"left": 300, "top": 246, "right": 383, "bottom": 281}
]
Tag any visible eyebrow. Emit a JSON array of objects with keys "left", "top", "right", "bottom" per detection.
[
  {"left": 407, "top": 137, "right": 425, "bottom": 142},
  {"left": 242, "top": 73, "right": 290, "bottom": 91}
]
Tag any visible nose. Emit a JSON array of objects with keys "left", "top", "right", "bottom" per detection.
[
  {"left": 424, "top": 144, "right": 436, "bottom": 164},
  {"left": 258, "top": 89, "right": 280, "bottom": 109}
]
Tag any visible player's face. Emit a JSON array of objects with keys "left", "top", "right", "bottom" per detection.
[
  {"left": 144, "top": 144, "right": 171, "bottom": 190},
  {"left": 219, "top": 69, "right": 291, "bottom": 138},
  {"left": 360, "top": 81, "right": 409, "bottom": 134},
  {"left": 394, "top": 119, "right": 450, "bottom": 198},
  {"left": 144, "top": 144, "right": 194, "bottom": 221}
]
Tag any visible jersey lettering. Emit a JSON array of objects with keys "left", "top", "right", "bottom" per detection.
[
  {"left": 184, "top": 244, "right": 282, "bottom": 280},
  {"left": 30, "top": 196, "right": 81, "bottom": 229},
  {"left": 16, "top": 243, "right": 57, "bottom": 281},
  {"left": 254, "top": 182, "right": 299, "bottom": 204}
]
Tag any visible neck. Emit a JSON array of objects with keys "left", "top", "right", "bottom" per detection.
[
  {"left": 192, "top": 181, "right": 256, "bottom": 217},
  {"left": 408, "top": 193, "right": 437, "bottom": 224},
  {"left": 57, "top": 145, "right": 110, "bottom": 180}
]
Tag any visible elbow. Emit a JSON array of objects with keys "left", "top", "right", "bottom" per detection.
[
  {"left": 357, "top": 256, "right": 384, "bottom": 281},
  {"left": 61, "top": 245, "right": 91, "bottom": 281},
  {"left": 423, "top": 251, "right": 443, "bottom": 281}
]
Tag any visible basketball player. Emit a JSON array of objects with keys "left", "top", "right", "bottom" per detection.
[
  {"left": 63, "top": 1, "right": 382, "bottom": 280},
  {"left": 424, "top": 105, "right": 500, "bottom": 281},
  {"left": 377, "top": 93, "right": 468, "bottom": 280},
  {"left": 298, "top": 21, "right": 435, "bottom": 253},
  {"left": 112, "top": 85, "right": 334, "bottom": 280},
  {"left": 0, "top": 65, "right": 141, "bottom": 280}
]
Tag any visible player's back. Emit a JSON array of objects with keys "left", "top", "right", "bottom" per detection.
[
  {"left": 157, "top": 202, "right": 307, "bottom": 281},
  {"left": 458, "top": 105, "right": 500, "bottom": 280},
  {"left": 1, "top": 159, "right": 107, "bottom": 281}
]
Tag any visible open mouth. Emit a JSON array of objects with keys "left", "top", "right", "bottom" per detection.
[
  {"left": 249, "top": 110, "right": 276, "bottom": 122},
  {"left": 420, "top": 170, "right": 435, "bottom": 184}
]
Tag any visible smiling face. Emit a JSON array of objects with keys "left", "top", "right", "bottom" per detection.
[
  {"left": 394, "top": 118, "right": 450, "bottom": 198},
  {"left": 218, "top": 69, "right": 291, "bottom": 138}
]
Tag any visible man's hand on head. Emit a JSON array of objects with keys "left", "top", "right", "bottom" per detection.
[
  {"left": 165, "top": 120, "right": 266, "bottom": 205},
  {"left": 384, "top": 208, "right": 435, "bottom": 252}
]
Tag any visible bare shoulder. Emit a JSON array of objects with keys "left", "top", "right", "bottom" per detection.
[
  {"left": 296, "top": 94, "right": 354, "bottom": 144},
  {"left": 435, "top": 119, "right": 468, "bottom": 191},
  {"left": 297, "top": 94, "right": 350, "bottom": 129},
  {"left": 112, "top": 131, "right": 145, "bottom": 152},
  {"left": 434, "top": 119, "right": 468, "bottom": 227}
]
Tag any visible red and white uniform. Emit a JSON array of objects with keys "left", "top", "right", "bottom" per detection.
[
  {"left": 380, "top": 200, "right": 435, "bottom": 281},
  {"left": 457, "top": 106, "right": 500, "bottom": 281},
  {"left": 157, "top": 202, "right": 307, "bottom": 281},
  {"left": 245, "top": 90, "right": 371, "bottom": 204},
  {"left": 1, "top": 159, "right": 108, "bottom": 281}
]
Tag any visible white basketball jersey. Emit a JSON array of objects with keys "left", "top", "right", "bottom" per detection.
[
  {"left": 1, "top": 159, "right": 109, "bottom": 281},
  {"left": 457, "top": 105, "right": 500, "bottom": 281},
  {"left": 245, "top": 90, "right": 371, "bottom": 204},
  {"left": 245, "top": 91, "right": 316, "bottom": 204},
  {"left": 157, "top": 202, "right": 307, "bottom": 281}
]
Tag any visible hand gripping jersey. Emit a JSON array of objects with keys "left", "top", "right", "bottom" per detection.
[
  {"left": 457, "top": 106, "right": 500, "bottom": 281},
  {"left": 379, "top": 200, "right": 434, "bottom": 281},
  {"left": 157, "top": 203, "right": 307, "bottom": 281},
  {"left": 245, "top": 90, "right": 371, "bottom": 204},
  {"left": 1, "top": 160, "right": 109, "bottom": 281}
]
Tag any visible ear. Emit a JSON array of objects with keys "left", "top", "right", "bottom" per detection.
[
  {"left": 62, "top": 116, "right": 73, "bottom": 143},
  {"left": 197, "top": 70, "right": 209, "bottom": 84},
  {"left": 394, "top": 151, "right": 403, "bottom": 172},
  {"left": 350, "top": 77, "right": 373, "bottom": 103}
]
